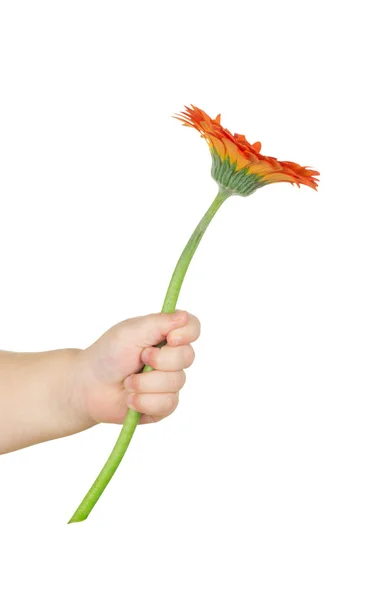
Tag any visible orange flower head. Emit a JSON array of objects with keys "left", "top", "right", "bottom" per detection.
[{"left": 175, "top": 105, "right": 319, "bottom": 197}]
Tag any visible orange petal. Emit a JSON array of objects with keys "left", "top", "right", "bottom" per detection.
[
  {"left": 234, "top": 154, "right": 251, "bottom": 171},
  {"left": 263, "top": 172, "right": 296, "bottom": 184},
  {"left": 247, "top": 161, "right": 273, "bottom": 176},
  {"left": 222, "top": 138, "right": 241, "bottom": 164},
  {"left": 246, "top": 152, "right": 259, "bottom": 164},
  {"left": 207, "top": 134, "right": 226, "bottom": 158},
  {"left": 252, "top": 141, "right": 262, "bottom": 152}
]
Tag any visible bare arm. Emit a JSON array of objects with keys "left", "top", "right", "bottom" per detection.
[{"left": 0, "top": 349, "right": 90, "bottom": 453}]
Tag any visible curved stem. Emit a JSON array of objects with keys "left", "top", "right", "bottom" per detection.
[{"left": 68, "top": 187, "right": 232, "bottom": 523}]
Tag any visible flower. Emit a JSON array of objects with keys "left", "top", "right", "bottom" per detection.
[
  {"left": 69, "top": 105, "right": 320, "bottom": 523},
  {"left": 175, "top": 105, "right": 319, "bottom": 196}
]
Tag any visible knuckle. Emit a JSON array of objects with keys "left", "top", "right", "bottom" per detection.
[
  {"left": 184, "top": 345, "right": 195, "bottom": 366},
  {"left": 178, "top": 370, "right": 186, "bottom": 389},
  {"left": 191, "top": 314, "right": 201, "bottom": 333},
  {"left": 168, "top": 371, "right": 185, "bottom": 390},
  {"left": 147, "top": 312, "right": 164, "bottom": 337},
  {"left": 195, "top": 314, "right": 201, "bottom": 328},
  {"left": 194, "top": 318, "right": 201, "bottom": 339},
  {"left": 149, "top": 312, "right": 162, "bottom": 324},
  {"left": 166, "top": 392, "right": 179, "bottom": 413}
]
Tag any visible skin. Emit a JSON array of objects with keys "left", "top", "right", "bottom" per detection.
[{"left": 0, "top": 310, "right": 200, "bottom": 454}]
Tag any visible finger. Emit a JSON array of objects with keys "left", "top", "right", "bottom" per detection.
[
  {"left": 166, "top": 313, "right": 201, "bottom": 347},
  {"left": 124, "top": 370, "right": 186, "bottom": 394},
  {"left": 126, "top": 392, "right": 179, "bottom": 418},
  {"left": 123, "top": 310, "right": 189, "bottom": 347},
  {"left": 141, "top": 344, "right": 195, "bottom": 371}
]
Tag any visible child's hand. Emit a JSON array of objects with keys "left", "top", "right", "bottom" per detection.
[
  {"left": 71, "top": 310, "right": 200, "bottom": 427},
  {"left": 0, "top": 310, "right": 200, "bottom": 453}
]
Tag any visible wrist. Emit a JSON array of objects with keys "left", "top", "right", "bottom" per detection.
[{"left": 61, "top": 348, "right": 97, "bottom": 434}]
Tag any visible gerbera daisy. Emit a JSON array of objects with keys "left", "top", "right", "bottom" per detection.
[{"left": 175, "top": 105, "right": 319, "bottom": 195}]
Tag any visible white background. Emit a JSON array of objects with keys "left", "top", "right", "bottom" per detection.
[{"left": 0, "top": 1, "right": 367, "bottom": 598}]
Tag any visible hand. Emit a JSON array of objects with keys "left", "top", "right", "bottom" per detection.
[{"left": 70, "top": 310, "right": 200, "bottom": 426}]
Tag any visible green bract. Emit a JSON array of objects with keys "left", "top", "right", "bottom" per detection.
[{"left": 211, "top": 151, "right": 266, "bottom": 197}]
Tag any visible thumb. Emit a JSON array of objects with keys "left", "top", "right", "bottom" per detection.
[{"left": 126, "top": 310, "right": 189, "bottom": 348}]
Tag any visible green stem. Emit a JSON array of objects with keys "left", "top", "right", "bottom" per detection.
[{"left": 68, "top": 186, "right": 232, "bottom": 523}]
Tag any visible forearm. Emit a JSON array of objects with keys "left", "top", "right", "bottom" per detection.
[{"left": 0, "top": 349, "right": 94, "bottom": 454}]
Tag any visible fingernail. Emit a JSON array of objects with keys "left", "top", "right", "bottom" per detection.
[
  {"left": 171, "top": 310, "right": 185, "bottom": 322},
  {"left": 127, "top": 393, "right": 136, "bottom": 409}
]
